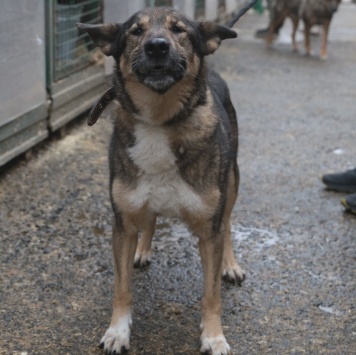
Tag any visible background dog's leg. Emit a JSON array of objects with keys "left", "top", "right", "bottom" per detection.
[
  {"left": 266, "top": 11, "right": 285, "bottom": 47},
  {"left": 222, "top": 166, "right": 246, "bottom": 285},
  {"left": 134, "top": 214, "right": 156, "bottom": 268},
  {"left": 291, "top": 17, "right": 299, "bottom": 52},
  {"left": 198, "top": 228, "right": 230, "bottom": 355},
  {"left": 100, "top": 221, "right": 138, "bottom": 354},
  {"left": 304, "top": 22, "right": 312, "bottom": 56},
  {"left": 266, "top": 23, "right": 276, "bottom": 47},
  {"left": 320, "top": 19, "right": 331, "bottom": 60}
]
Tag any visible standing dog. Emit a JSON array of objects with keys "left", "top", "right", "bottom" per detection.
[
  {"left": 266, "top": 0, "right": 341, "bottom": 59},
  {"left": 78, "top": 6, "right": 247, "bottom": 355}
]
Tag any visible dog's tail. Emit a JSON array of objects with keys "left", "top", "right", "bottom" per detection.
[{"left": 225, "top": 0, "right": 258, "bottom": 28}]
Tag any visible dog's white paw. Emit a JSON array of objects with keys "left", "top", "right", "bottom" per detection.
[
  {"left": 200, "top": 334, "right": 231, "bottom": 355},
  {"left": 99, "top": 315, "right": 132, "bottom": 354},
  {"left": 134, "top": 251, "right": 152, "bottom": 268},
  {"left": 222, "top": 266, "right": 245, "bottom": 285},
  {"left": 222, "top": 260, "right": 246, "bottom": 285}
]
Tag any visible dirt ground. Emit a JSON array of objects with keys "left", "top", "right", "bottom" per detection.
[{"left": 1, "top": 4, "right": 355, "bottom": 355}]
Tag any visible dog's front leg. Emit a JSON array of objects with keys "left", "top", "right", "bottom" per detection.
[
  {"left": 100, "top": 220, "right": 138, "bottom": 354},
  {"left": 198, "top": 227, "right": 230, "bottom": 355}
]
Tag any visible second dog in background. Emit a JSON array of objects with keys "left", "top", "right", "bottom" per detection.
[{"left": 266, "top": 0, "right": 341, "bottom": 59}]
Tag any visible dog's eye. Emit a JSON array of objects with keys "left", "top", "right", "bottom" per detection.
[
  {"left": 132, "top": 27, "right": 143, "bottom": 36},
  {"left": 172, "top": 25, "right": 185, "bottom": 34}
]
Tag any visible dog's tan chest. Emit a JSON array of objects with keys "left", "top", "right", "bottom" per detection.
[{"left": 127, "top": 124, "right": 204, "bottom": 217}]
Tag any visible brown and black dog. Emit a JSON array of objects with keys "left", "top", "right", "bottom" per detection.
[
  {"left": 266, "top": 0, "right": 341, "bottom": 59},
  {"left": 77, "top": 5, "right": 250, "bottom": 354}
]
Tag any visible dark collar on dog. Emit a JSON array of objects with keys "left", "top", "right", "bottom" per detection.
[{"left": 88, "top": 87, "right": 115, "bottom": 126}]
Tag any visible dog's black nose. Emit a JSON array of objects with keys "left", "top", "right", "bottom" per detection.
[{"left": 144, "top": 38, "right": 169, "bottom": 58}]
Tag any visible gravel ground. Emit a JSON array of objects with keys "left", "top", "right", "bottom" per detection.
[{"left": 1, "top": 5, "right": 355, "bottom": 355}]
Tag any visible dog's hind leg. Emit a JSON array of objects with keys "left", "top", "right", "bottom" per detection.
[
  {"left": 134, "top": 214, "right": 156, "bottom": 268},
  {"left": 266, "top": 11, "right": 286, "bottom": 47},
  {"left": 304, "top": 22, "right": 312, "bottom": 56},
  {"left": 100, "top": 219, "right": 138, "bottom": 354},
  {"left": 291, "top": 16, "right": 299, "bottom": 52},
  {"left": 222, "top": 165, "right": 246, "bottom": 285},
  {"left": 320, "top": 19, "right": 331, "bottom": 60}
]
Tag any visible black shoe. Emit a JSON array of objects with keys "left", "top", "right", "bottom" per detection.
[
  {"left": 255, "top": 28, "right": 270, "bottom": 38},
  {"left": 322, "top": 168, "right": 356, "bottom": 193},
  {"left": 255, "top": 27, "right": 278, "bottom": 39},
  {"left": 341, "top": 193, "right": 356, "bottom": 214}
]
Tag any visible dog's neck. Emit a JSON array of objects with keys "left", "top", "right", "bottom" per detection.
[{"left": 113, "top": 68, "right": 207, "bottom": 126}]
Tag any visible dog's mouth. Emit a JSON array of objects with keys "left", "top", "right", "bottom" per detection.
[
  {"left": 137, "top": 64, "right": 169, "bottom": 75},
  {"left": 151, "top": 65, "right": 167, "bottom": 74},
  {"left": 133, "top": 59, "right": 187, "bottom": 94}
]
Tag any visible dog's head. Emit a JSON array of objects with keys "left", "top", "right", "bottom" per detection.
[{"left": 77, "top": 8, "right": 236, "bottom": 94}]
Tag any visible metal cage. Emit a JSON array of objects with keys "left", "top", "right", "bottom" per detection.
[
  {"left": 195, "top": 0, "right": 205, "bottom": 19},
  {"left": 146, "top": 0, "right": 173, "bottom": 6},
  {"left": 46, "top": 0, "right": 103, "bottom": 83}
]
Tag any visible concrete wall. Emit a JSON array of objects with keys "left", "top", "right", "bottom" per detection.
[
  {"left": 104, "top": 0, "right": 146, "bottom": 23},
  {"left": 173, "top": 0, "right": 195, "bottom": 19},
  {"left": 0, "top": 0, "right": 47, "bottom": 127},
  {"left": 0, "top": 0, "right": 48, "bottom": 166}
]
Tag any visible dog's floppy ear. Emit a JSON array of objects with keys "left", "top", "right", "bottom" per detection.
[
  {"left": 76, "top": 23, "right": 121, "bottom": 56},
  {"left": 198, "top": 22, "right": 237, "bottom": 55}
]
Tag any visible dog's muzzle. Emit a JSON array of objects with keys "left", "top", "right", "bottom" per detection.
[{"left": 133, "top": 37, "right": 186, "bottom": 94}]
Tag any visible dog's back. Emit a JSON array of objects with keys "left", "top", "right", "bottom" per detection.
[{"left": 273, "top": 0, "right": 340, "bottom": 21}]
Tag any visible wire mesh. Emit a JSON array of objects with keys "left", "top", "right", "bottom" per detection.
[
  {"left": 53, "top": 0, "right": 103, "bottom": 81},
  {"left": 195, "top": 0, "right": 205, "bottom": 19},
  {"left": 146, "top": 0, "right": 173, "bottom": 6}
]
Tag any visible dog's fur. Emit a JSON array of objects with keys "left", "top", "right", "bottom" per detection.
[
  {"left": 78, "top": 7, "right": 245, "bottom": 354},
  {"left": 267, "top": 0, "right": 341, "bottom": 59}
]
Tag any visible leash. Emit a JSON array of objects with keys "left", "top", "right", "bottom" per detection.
[
  {"left": 87, "top": 87, "right": 115, "bottom": 126},
  {"left": 87, "top": 0, "right": 257, "bottom": 126},
  {"left": 225, "top": 0, "right": 258, "bottom": 28}
]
